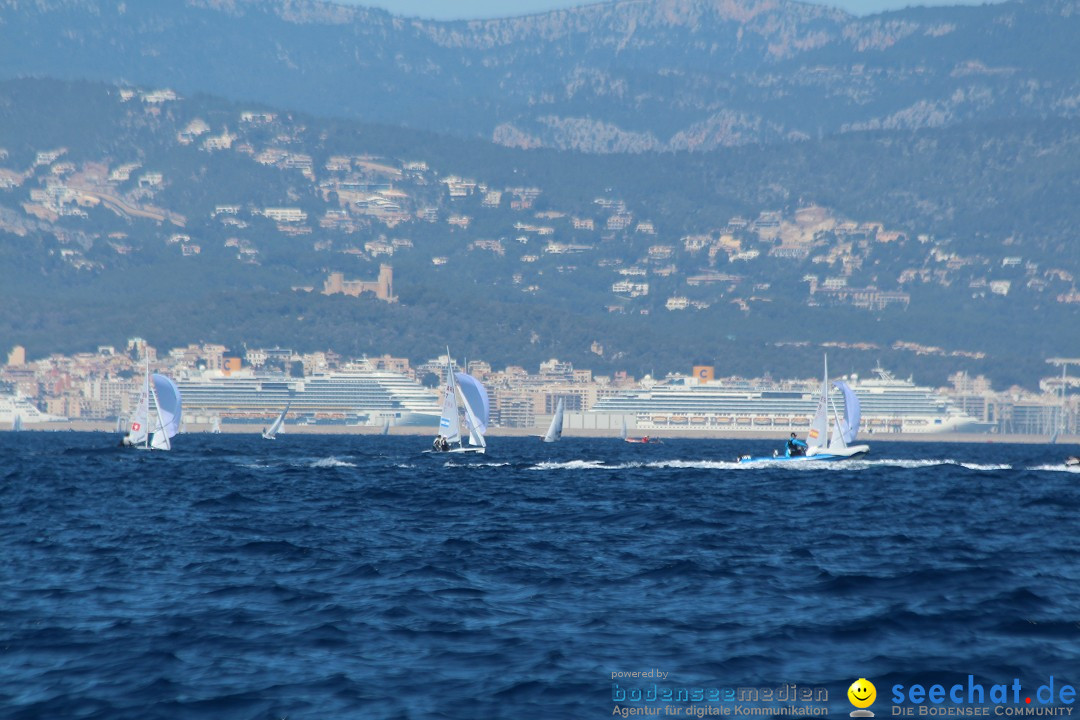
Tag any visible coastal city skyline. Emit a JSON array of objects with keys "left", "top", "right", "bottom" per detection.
[{"left": 3, "top": 339, "right": 1075, "bottom": 437}]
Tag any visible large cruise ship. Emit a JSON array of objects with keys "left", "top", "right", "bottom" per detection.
[
  {"left": 590, "top": 367, "right": 992, "bottom": 434},
  {"left": 0, "top": 393, "right": 67, "bottom": 426},
  {"left": 176, "top": 367, "right": 441, "bottom": 427}
]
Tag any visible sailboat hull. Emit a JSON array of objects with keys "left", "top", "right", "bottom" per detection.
[
  {"left": 425, "top": 446, "right": 486, "bottom": 455},
  {"left": 738, "top": 445, "right": 870, "bottom": 464}
]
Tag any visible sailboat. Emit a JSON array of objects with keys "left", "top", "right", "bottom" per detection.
[
  {"left": 11, "top": 414, "right": 22, "bottom": 432},
  {"left": 541, "top": 398, "right": 564, "bottom": 442},
  {"left": 381, "top": 419, "right": 391, "bottom": 436},
  {"left": 122, "top": 358, "right": 182, "bottom": 451},
  {"left": 738, "top": 356, "right": 869, "bottom": 463},
  {"left": 262, "top": 400, "right": 291, "bottom": 440},
  {"left": 210, "top": 415, "right": 222, "bottom": 434},
  {"left": 430, "top": 350, "right": 489, "bottom": 454},
  {"left": 620, "top": 415, "right": 655, "bottom": 443}
]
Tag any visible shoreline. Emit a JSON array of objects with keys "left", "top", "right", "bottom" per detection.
[{"left": 7, "top": 421, "right": 1076, "bottom": 445}]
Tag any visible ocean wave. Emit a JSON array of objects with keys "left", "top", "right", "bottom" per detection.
[
  {"left": 442, "top": 461, "right": 511, "bottom": 468},
  {"left": 527, "top": 457, "right": 1015, "bottom": 472},
  {"left": 528, "top": 459, "right": 612, "bottom": 471},
  {"left": 735, "top": 457, "right": 1013, "bottom": 470},
  {"left": 644, "top": 459, "right": 734, "bottom": 470},
  {"left": 309, "top": 457, "right": 357, "bottom": 468}
]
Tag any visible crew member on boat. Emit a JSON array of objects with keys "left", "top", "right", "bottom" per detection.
[{"left": 786, "top": 432, "right": 807, "bottom": 457}]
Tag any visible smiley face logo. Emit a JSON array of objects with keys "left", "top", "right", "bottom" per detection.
[{"left": 848, "top": 678, "right": 876, "bottom": 709}]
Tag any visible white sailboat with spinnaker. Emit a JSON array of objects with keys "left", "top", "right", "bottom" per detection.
[
  {"left": 122, "top": 357, "right": 183, "bottom": 451},
  {"left": 430, "top": 351, "right": 489, "bottom": 454},
  {"left": 739, "top": 355, "right": 868, "bottom": 463}
]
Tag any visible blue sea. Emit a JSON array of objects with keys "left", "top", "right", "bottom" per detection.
[{"left": 2, "top": 433, "right": 1079, "bottom": 719}]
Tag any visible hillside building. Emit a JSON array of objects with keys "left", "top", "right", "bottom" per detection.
[{"left": 323, "top": 265, "right": 397, "bottom": 303}]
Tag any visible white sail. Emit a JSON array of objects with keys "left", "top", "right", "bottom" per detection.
[
  {"left": 806, "top": 356, "right": 829, "bottom": 453},
  {"left": 826, "top": 389, "right": 848, "bottom": 451},
  {"left": 543, "top": 399, "right": 564, "bottom": 442},
  {"left": 210, "top": 416, "right": 222, "bottom": 434},
  {"left": 438, "top": 367, "right": 462, "bottom": 444},
  {"left": 620, "top": 417, "right": 628, "bottom": 440},
  {"left": 453, "top": 372, "right": 489, "bottom": 437},
  {"left": 124, "top": 377, "right": 150, "bottom": 447},
  {"left": 12, "top": 414, "right": 23, "bottom": 432},
  {"left": 262, "top": 400, "right": 291, "bottom": 440},
  {"left": 149, "top": 374, "right": 182, "bottom": 451},
  {"left": 150, "top": 423, "right": 171, "bottom": 450},
  {"left": 455, "top": 372, "right": 489, "bottom": 447},
  {"left": 833, "top": 381, "right": 860, "bottom": 445},
  {"left": 457, "top": 390, "right": 488, "bottom": 446}
]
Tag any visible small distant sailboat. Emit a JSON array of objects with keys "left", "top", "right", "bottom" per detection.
[
  {"left": 739, "top": 355, "right": 869, "bottom": 463},
  {"left": 122, "top": 358, "right": 182, "bottom": 451},
  {"left": 210, "top": 415, "right": 222, "bottom": 434},
  {"left": 12, "top": 414, "right": 23, "bottom": 432},
  {"left": 541, "top": 398, "right": 564, "bottom": 442},
  {"left": 430, "top": 349, "right": 489, "bottom": 454},
  {"left": 620, "top": 415, "right": 654, "bottom": 444},
  {"left": 381, "top": 419, "right": 391, "bottom": 436},
  {"left": 262, "top": 400, "right": 291, "bottom": 440}
]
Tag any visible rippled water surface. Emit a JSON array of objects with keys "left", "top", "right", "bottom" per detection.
[{"left": 2, "top": 433, "right": 1079, "bottom": 719}]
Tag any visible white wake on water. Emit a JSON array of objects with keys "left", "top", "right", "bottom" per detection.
[
  {"left": 309, "top": 457, "right": 357, "bottom": 468},
  {"left": 527, "top": 458, "right": 1014, "bottom": 471},
  {"left": 529, "top": 460, "right": 618, "bottom": 471},
  {"left": 442, "top": 461, "right": 511, "bottom": 468}
]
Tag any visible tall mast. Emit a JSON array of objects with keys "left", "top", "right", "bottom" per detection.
[
  {"left": 447, "top": 346, "right": 460, "bottom": 449},
  {"left": 144, "top": 354, "right": 151, "bottom": 450}
]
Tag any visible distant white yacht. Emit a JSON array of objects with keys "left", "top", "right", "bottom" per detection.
[
  {"left": 590, "top": 366, "right": 992, "bottom": 434},
  {"left": 0, "top": 393, "right": 66, "bottom": 427}
]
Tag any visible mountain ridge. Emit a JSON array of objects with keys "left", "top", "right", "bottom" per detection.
[{"left": 1, "top": 0, "right": 1076, "bottom": 152}]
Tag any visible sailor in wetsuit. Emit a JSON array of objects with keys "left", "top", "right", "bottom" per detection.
[{"left": 786, "top": 432, "right": 807, "bottom": 457}]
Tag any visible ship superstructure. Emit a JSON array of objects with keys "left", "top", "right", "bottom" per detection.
[
  {"left": 590, "top": 367, "right": 992, "bottom": 434},
  {"left": 176, "top": 366, "right": 440, "bottom": 426},
  {"left": 0, "top": 394, "right": 66, "bottom": 425}
]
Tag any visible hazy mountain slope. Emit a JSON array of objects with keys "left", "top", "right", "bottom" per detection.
[
  {"left": 1, "top": 0, "right": 1077, "bottom": 151},
  {"left": 1, "top": 78, "right": 1078, "bottom": 387}
]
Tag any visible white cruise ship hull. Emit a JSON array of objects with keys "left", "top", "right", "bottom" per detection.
[{"left": 586, "top": 368, "right": 993, "bottom": 436}]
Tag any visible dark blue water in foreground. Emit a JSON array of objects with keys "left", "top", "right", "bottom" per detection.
[{"left": 2, "top": 433, "right": 1080, "bottom": 719}]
